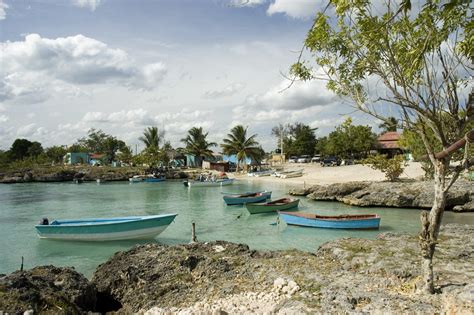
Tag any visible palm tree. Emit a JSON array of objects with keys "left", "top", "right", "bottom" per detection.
[
  {"left": 181, "top": 127, "right": 217, "bottom": 168},
  {"left": 221, "top": 125, "right": 262, "bottom": 172},
  {"left": 139, "top": 127, "right": 163, "bottom": 148}
]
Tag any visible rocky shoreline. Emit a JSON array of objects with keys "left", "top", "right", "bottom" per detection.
[
  {"left": 290, "top": 180, "right": 474, "bottom": 212},
  {"left": 0, "top": 167, "right": 193, "bottom": 184},
  {"left": 1, "top": 224, "right": 472, "bottom": 314}
]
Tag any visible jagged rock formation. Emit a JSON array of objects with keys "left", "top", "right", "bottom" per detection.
[
  {"left": 0, "top": 266, "right": 96, "bottom": 314},
  {"left": 290, "top": 180, "right": 474, "bottom": 211},
  {"left": 2, "top": 225, "right": 473, "bottom": 314}
]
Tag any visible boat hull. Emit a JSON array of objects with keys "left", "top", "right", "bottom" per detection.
[
  {"left": 187, "top": 179, "right": 235, "bottom": 187},
  {"left": 224, "top": 193, "right": 268, "bottom": 205},
  {"left": 246, "top": 199, "right": 299, "bottom": 214},
  {"left": 144, "top": 177, "right": 166, "bottom": 182},
  {"left": 35, "top": 214, "right": 177, "bottom": 241},
  {"left": 279, "top": 212, "right": 380, "bottom": 229}
]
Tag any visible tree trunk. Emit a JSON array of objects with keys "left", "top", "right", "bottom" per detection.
[{"left": 419, "top": 159, "right": 448, "bottom": 293}]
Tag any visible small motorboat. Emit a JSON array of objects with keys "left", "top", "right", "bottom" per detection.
[
  {"left": 245, "top": 198, "right": 299, "bottom": 214},
  {"left": 35, "top": 214, "right": 178, "bottom": 241},
  {"left": 223, "top": 191, "right": 271, "bottom": 205},
  {"left": 144, "top": 175, "right": 166, "bottom": 182},
  {"left": 184, "top": 178, "right": 235, "bottom": 187},
  {"left": 129, "top": 175, "right": 144, "bottom": 183},
  {"left": 278, "top": 212, "right": 381, "bottom": 229}
]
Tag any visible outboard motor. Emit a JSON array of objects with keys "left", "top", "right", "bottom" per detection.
[{"left": 40, "top": 217, "right": 49, "bottom": 225}]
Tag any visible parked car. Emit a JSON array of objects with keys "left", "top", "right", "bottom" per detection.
[
  {"left": 320, "top": 156, "right": 341, "bottom": 167},
  {"left": 297, "top": 155, "right": 311, "bottom": 163},
  {"left": 311, "top": 155, "right": 321, "bottom": 163},
  {"left": 288, "top": 156, "right": 298, "bottom": 163}
]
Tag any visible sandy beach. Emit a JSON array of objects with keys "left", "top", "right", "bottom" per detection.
[{"left": 236, "top": 161, "right": 425, "bottom": 186}]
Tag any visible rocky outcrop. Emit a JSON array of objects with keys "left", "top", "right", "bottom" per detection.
[
  {"left": 0, "top": 265, "right": 96, "bottom": 314},
  {"left": 290, "top": 180, "right": 474, "bottom": 211},
  {"left": 0, "top": 167, "right": 191, "bottom": 183},
  {"left": 91, "top": 225, "right": 473, "bottom": 314},
  {"left": 2, "top": 225, "right": 473, "bottom": 314}
]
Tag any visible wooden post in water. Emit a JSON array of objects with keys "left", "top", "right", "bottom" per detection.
[
  {"left": 191, "top": 222, "right": 198, "bottom": 243},
  {"left": 20, "top": 256, "right": 24, "bottom": 271}
]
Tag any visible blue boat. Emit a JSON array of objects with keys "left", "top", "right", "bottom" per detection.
[
  {"left": 144, "top": 175, "right": 166, "bottom": 182},
  {"left": 35, "top": 214, "right": 177, "bottom": 241},
  {"left": 278, "top": 212, "right": 380, "bottom": 229},
  {"left": 223, "top": 191, "right": 271, "bottom": 205}
]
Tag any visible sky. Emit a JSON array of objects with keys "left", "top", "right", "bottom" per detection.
[{"left": 0, "top": 0, "right": 379, "bottom": 152}]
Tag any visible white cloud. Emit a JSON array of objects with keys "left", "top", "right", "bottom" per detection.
[
  {"left": 242, "top": 79, "right": 336, "bottom": 111},
  {"left": 0, "top": 0, "right": 8, "bottom": 20},
  {"left": 16, "top": 123, "right": 37, "bottom": 137},
  {"left": 0, "top": 34, "right": 167, "bottom": 103},
  {"left": 0, "top": 114, "right": 8, "bottom": 122},
  {"left": 267, "top": 0, "right": 324, "bottom": 19},
  {"left": 230, "top": 0, "right": 266, "bottom": 7},
  {"left": 202, "top": 83, "right": 245, "bottom": 99},
  {"left": 73, "top": 0, "right": 102, "bottom": 11}
]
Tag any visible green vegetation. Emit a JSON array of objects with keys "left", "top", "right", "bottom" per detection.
[
  {"left": 316, "top": 118, "right": 377, "bottom": 159},
  {"left": 272, "top": 122, "right": 317, "bottom": 157},
  {"left": 291, "top": 0, "right": 472, "bottom": 293},
  {"left": 221, "top": 125, "right": 263, "bottom": 171},
  {"left": 363, "top": 154, "right": 407, "bottom": 182},
  {"left": 181, "top": 127, "right": 217, "bottom": 167}
]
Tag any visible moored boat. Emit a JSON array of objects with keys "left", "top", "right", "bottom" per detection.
[
  {"left": 280, "top": 169, "right": 303, "bottom": 179},
  {"left": 223, "top": 192, "right": 270, "bottom": 205},
  {"left": 184, "top": 178, "right": 235, "bottom": 187},
  {"left": 144, "top": 175, "right": 166, "bottom": 182},
  {"left": 246, "top": 198, "right": 299, "bottom": 214},
  {"left": 278, "top": 212, "right": 381, "bottom": 229},
  {"left": 35, "top": 214, "right": 178, "bottom": 241},
  {"left": 247, "top": 170, "right": 273, "bottom": 177},
  {"left": 129, "top": 175, "right": 144, "bottom": 183}
]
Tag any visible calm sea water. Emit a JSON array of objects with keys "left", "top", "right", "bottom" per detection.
[{"left": 1, "top": 180, "right": 473, "bottom": 278}]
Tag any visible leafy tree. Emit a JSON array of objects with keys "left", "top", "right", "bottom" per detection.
[
  {"left": 181, "top": 127, "right": 217, "bottom": 167},
  {"left": 116, "top": 146, "right": 133, "bottom": 165},
  {"left": 363, "top": 154, "right": 407, "bottom": 181},
  {"left": 9, "top": 139, "right": 34, "bottom": 160},
  {"left": 288, "top": 123, "right": 317, "bottom": 156},
  {"left": 76, "top": 129, "right": 128, "bottom": 164},
  {"left": 291, "top": 0, "right": 472, "bottom": 293},
  {"left": 67, "top": 143, "right": 88, "bottom": 153},
  {"left": 139, "top": 127, "right": 164, "bottom": 149},
  {"left": 378, "top": 117, "right": 398, "bottom": 133},
  {"left": 221, "top": 125, "right": 262, "bottom": 172},
  {"left": 272, "top": 123, "right": 317, "bottom": 156},
  {"left": 0, "top": 149, "right": 9, "bottom": 168},
  {"left": 27, "top": 142, "right": 44, "bottom": 158},
  {"left": 45, "top": 146, "right": 68, "bottom": 164},
  {"left": 322, "top": 118, "right": 377, "bottom": 159}
]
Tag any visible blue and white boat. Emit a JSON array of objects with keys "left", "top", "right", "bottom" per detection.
[
  {"left": 223, "top": 191, "right": 271, "bottom": 205},
  {"left": 278, "top": 212, "right": 380, "bottom": 229},
  {"left": 184, "top": 178, "right": 235, "bottom": 187},
  {"left": 35, "top": 214, "right": 177, "bottom": 241},
  {"left": 144, "top": 175, "right": 166, "bottom": 182}
]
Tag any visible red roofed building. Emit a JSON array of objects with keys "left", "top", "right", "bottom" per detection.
[{"left": 378, "top": 131, "right": 404, "bottom": 157}]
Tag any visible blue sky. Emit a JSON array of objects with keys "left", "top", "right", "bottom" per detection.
[{"left": 0, "top": 0, "right": 373, "bottom": 151}]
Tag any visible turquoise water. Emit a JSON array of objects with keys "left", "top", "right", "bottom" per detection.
[{"left": 1, "top": 180, "right": 473, "bottom": 278}]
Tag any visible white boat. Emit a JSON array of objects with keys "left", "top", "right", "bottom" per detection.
[
  {"left": 274, "top": 168, "right": 303, "bottom": 178},
  {"left": 129, "top": 175, "right": 144, "bottom": 182},
  {"left": 248, "top": 170, "right": 273, "bottom": 177},
  {"left": 280, "top": 169, "right": 304, "bottom": 178},
  {"left": 184, "top": 178, "right": 235, "bottom": 187},
  {"left": 35, "top": 214, "right": 177, "bottom": 241}
]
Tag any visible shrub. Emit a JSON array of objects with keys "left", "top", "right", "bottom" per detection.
[{"left": 363, "top": 154, "right": 407, "bottom": 182}]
